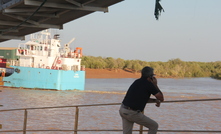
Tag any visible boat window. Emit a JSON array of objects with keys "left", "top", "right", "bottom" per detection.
[{"left": 31, "top": 45, "right": 37, "bottom": 50}]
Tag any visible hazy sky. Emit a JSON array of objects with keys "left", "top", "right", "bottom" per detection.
[{"left": 1, "top": 0, "right": 221, "bottom": 62}]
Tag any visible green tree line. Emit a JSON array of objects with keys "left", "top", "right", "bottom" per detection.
[{"left": 82, "top": 56, "right": 221, "bottom": 79}]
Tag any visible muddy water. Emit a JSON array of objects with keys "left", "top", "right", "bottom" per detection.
[{"left": 0, "top": 78, "right": 221, "bottom": 134}]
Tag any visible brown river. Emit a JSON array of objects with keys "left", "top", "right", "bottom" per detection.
[{"left": 0, "top": 78, "right": 221, "bottom": 134}]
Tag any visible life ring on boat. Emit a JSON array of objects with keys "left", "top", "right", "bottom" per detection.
[
  {"left": 46, "top": 66, "right": 50, "bottom": 69},
  {"left": 57, "top": 60, "right": 61, "bottom": 64}
]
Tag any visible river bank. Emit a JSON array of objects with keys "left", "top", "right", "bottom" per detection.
[{"left": 85, "top": 68, "right": 140, "bottom": 79}]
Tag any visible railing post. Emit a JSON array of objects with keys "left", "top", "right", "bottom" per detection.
[
  {"left": 139, "top": 111, "right": 144, "bottom": 134},
  {"left": 139, "top": 125, "right": 143, "bottom": 134},
  {"left": 0, "top": 90, "right": 2, "bottom": 107},
  {"left": 74, "top": 106, "right": 79, "bottom": 134},
  {"left": 23, "top": 109, "right": 28, "bottom": 134}
]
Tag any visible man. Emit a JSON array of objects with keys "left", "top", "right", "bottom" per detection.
[{"left": 119, "top": 66, "right": 164, "bottom": 134}]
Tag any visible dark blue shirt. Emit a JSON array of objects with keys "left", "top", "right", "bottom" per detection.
[{"left": 122, "top": 77, "right": 159, "bottom": 111}]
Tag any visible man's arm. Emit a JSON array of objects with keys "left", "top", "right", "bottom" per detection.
[
  {"left": 154, "top": 85, "right": 164, "bottom": 102},
  {"left": 147, "top": 77, "right": 164, "bottom": 107},
  {"left": 148, "top": 77, "right": 164, "bottom": 102}
]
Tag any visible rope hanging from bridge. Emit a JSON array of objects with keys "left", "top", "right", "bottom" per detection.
[{"left": 154, "top": 0, "right": 164, "bottom": 20}]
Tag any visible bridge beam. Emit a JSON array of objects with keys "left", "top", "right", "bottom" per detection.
[
  {"left": 65, "top": 0, "right": 82, "bottom": 7},
  {"left": 0, "top": 34, "right": 25, "bottom": 40},
  {"left": 3, "top": 9, "right": 59, "bottom": 18},
  {"left": 3, "top": 8, "right": 58, "bottom": 13},
  {"left": 0, "top": 0, "right": 23, "bottom": 10},
  {"left": 3, "top": 13, "right": 40, "bottom": 25},
  {"left": 0, "top": 0, "right": 123, "bottom": 42},
  {"left": 0, "top": 20, "right": 63, "bottom": 29},
  {"left": 24, "top": 0, "right": 108, "bottom": 12}
]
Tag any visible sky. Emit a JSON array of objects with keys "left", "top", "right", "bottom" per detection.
[{"left": 1, "top": 0, "right": 221, "bottom": 62}]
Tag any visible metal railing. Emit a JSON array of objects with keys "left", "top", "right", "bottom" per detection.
[{"left": 0, "top": 98, "right": 221, "bottom": 133}]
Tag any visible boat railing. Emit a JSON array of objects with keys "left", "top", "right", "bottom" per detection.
[{"left": 0, "top": 98, "right": 221, "bottom": 134}]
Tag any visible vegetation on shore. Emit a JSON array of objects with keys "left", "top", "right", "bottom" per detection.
[{"left": 82, "top": 56, "right": 221, "bottom": 79}]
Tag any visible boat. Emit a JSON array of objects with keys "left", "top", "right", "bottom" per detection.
[{"left": 0, "top": 30, "right": 85, "bottom": 90}]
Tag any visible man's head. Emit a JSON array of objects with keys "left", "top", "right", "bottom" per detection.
[{"left": 141, "top": 66, "right": 154, "bottom": 78}]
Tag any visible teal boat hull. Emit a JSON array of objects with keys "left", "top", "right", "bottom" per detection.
[{"left": 3, "top": 66, "right": 85, "bottom": 90}]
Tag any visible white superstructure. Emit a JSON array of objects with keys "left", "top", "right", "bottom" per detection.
[{"left": 16, "top": 30, "right": 83, "bottom": 71}]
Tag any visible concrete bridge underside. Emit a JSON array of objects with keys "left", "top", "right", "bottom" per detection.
[{"left": 0, "top": 0, "right": 123, "bottom": 43}]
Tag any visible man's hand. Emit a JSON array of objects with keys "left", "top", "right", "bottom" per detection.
[
  {"left": 147, "top": 98, "right": 161, "bottom": 107},
  {"left": 147, "top": 77, "right": 157, "bottom": 85},
  {"left": 155, "top": 99, "right": 161, "bottom": 107}
]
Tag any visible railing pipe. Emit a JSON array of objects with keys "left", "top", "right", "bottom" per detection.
[
  {"left": 1, "top": 98, "right": 221, "bottom": 112},
  {"left": 0, "top": 129, "right": 221, "bottom": 133}
]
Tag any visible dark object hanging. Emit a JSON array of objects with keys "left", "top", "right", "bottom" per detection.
[{"left": 154, "top": 0, "right": 164, "bottom": 20}]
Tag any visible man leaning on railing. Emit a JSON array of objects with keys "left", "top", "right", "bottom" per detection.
[{"left": 119, "top": 66, "right": 164, "bottom": 134}]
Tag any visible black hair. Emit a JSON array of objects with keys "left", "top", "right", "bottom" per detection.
[{"left": 141, "top": 66, "right": 154, "bottom": 78}]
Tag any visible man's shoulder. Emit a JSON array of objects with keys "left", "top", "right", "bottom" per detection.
[
  {"left": 135, "top": 78, "right": 151, "bottom": 83},
  {"left": 131, "top": 78, "right": 152, "bottom": 88},
  {"left": 133, "top": 78, "right": 143, "bottom": 84}
]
